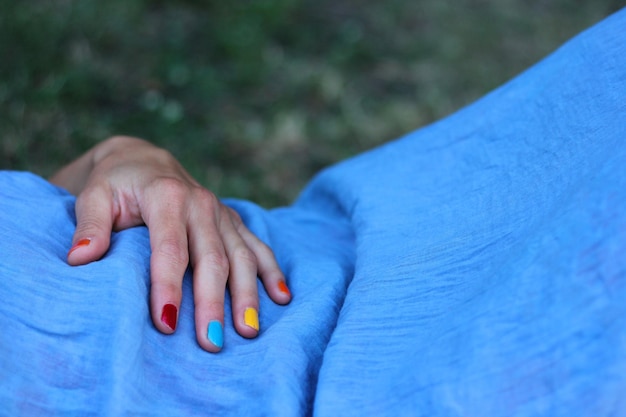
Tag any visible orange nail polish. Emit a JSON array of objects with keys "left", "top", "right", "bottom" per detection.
[
  {"left": 278, "top": 280, "right": 291, "bottom": 297},
  {"left": 68, "top": 238, "right": 91, "bottom": 256}
]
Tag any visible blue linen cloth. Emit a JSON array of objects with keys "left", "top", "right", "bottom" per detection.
[{"left": 1, "top": 8, "right": 625, "bottom": 416}]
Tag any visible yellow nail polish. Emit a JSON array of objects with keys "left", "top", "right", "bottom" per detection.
[{"left": 244, "top": 307, "right": 259, "bottom": 331}]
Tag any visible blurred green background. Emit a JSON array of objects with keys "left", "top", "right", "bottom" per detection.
[{"left": 0, "top": 0, "right": 622, "bottom": 207}]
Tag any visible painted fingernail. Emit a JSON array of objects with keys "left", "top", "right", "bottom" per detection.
[
  {"left": 207, "top": 320, "right": 224, "bottom": 349},
  {"left": 278, "top": 280, "right": 291, "bottom": 297},
  {"left": 68, "top": 238, "right": 91, "bottom": 256},
  {"left": 161, "top": 304, "right": 178, "bottom": 331},
  {"left": 244, "top": 307, "right": 259, "bottom": 331}
]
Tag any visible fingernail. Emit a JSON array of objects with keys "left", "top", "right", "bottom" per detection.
[
  {"left": 68, "top": 238, "right": 91, "bottom": 256},
  {"left": 278, "top": 280, "right": 291, "bottom": 297},
  {"left": 207, "top": 320, "right": 224, "bottom": 349},
  {"left": 161, "top": 303, "right": 178, "bottom": 331},
  {"left": 244, "top": 307, "right": 259, "bottom": 331}
]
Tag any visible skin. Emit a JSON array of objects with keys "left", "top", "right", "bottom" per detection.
[{"left": 50, "top": 136, "right": 291, "bottom": 353}]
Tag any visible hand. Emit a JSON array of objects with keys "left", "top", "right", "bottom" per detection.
[{"left": 50, "top": 136, "right": 291, "bottom": 352}]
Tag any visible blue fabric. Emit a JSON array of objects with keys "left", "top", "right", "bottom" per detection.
[{"left": 1, "top": 9, "right": 625, "bottom": 416}]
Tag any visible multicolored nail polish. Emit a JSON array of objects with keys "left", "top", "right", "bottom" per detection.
[
  {"left": 68, "top": 238, "right": 91, "bottom": 256},
  {"left": 278, "top": 280, "right": 291, "bottom": 297},
  {"left": 161, "top": 304, "right": 178, "bottom": 331},
  {"left": 244, "top": 307, "right": 259, "bottom": 331},
  {"left": 207, "top": 320, "right": 224, "bottom": 349}
]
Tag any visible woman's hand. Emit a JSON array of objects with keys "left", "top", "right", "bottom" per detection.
[{"left": 50, "top": 136, "right": 291, "bottom": 352}]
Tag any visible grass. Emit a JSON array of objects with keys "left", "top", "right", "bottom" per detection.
[{"left": 0, "top": 0, "right": 622, "bottom": 207}]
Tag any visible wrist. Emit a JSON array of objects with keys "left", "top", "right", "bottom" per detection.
[{"left": 93, "top": 136, "right": 146, "bottom": 165}]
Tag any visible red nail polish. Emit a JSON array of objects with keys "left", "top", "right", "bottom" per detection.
[
  {"left": 161, "top": 304, "right": 178, "bottom": 331},
  {"left": 278, "top": 280, "right": 291, "bottom": 297},
  {"left": 68, "top": 238, "right": 91, "bottom": 256}
]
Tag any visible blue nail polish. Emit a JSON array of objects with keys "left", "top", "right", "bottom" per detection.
[{"left": 208, "top": 321, "right": 224, "bottom": 348}]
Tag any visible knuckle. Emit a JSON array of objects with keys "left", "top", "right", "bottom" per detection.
[
  {"left": 74, "top": 209, "right": 110, "bottom": 237},
  {"left": 200, "top": 249, "right": 230, "bottom": 277},
  {"left": 152, "top": 281, "right": 181, "bottom": 297},
  {"left": 204, "top": 300, "right": 225, "bottom": 314},
  {"left": 149, "top": 177, "right": 189, "bottom": 202},
  {"left": 75, "top": 184, "right": 106, "bottom": 209},
  {"left": 74, "top": 214, "right": 106, "bottom": 234},
  {"left": 185, "top": 187, "right": 219, "bottom": 219},
  {"left": 232, "top": 245, "right": 257, "bottom": 267},
  {"left": 237, "top": 291, "right": 260, "bottom": 311},
  {"left": 253, "top": 241, "right": 278, "bottom": 266},
  {"left": 226, "top": 207, "right": 242, "bottom": 225},
  {"left": 192, "top": 187, "right": 219, "bottom": 210},
  {"left": 253, "top": 240, "right": 273, "bottom": 257},
  {"left": 155, "top": 238, "right": 189, "bottom": 268}
]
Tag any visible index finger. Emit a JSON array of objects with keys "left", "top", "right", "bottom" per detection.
[{"left": 141, "top": 182, "right": 191, "bottom": 335}]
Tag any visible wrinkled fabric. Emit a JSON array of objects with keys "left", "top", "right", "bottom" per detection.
[{"left": 1, "top": 8, "right": 625, "bottom": 417}]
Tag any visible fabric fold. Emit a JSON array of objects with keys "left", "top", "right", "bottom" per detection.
[
  {"left": 311, "top": 7, "right": 626, "bottom": 416},
  {"left": 0, "top": 173, "right": 355, "bottom": 416},
  {"left": 1, "top": 7, "right": 625, "bottom": 417}
]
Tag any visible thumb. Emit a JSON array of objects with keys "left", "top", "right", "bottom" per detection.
[{"left": 67, "top": 185, "right": 114, "bottom": 266}]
